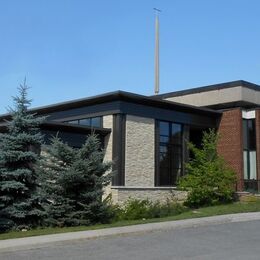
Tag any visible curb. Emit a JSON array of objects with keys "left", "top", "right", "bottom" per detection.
[{"left": 1, "top": 212, "right": 260, "bottom": 252}]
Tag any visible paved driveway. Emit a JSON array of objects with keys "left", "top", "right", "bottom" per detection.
[{"left": 1, "top": 220, "right": 260, "bottom": 260}]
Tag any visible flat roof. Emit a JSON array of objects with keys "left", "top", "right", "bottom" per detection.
[
  {"left": 153, "top": 80, "right": 260, "bottom": 99},
  {"left": 0, "top": 90, "right": 221, "bottom": 121}
]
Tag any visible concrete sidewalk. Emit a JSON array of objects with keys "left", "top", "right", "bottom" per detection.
[{"left": 1, "top": 212, "right": 260, "bottom": 252}]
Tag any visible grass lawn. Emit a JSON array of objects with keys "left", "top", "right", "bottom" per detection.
[{"left": 1, "top": 200, "right": 260, "bottom": 240}]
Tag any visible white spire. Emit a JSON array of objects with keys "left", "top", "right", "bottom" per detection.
[{"left": 154, "top": 8, "right": 161, "bottom": 95}]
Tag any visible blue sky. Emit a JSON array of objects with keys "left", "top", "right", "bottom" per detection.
[{"left": 0, "top": 0, "right": 260, "bottom": 113}]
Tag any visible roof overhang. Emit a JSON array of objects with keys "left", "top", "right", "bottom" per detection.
[
  {"left": 41, "top": 122, "right": 111, "bottom": 136},
  {"left": 0, "top": 121, "right": 111, "bottom": 137},
  {"left": 0, "top": 90, "right": 221, "bottom": 123}
]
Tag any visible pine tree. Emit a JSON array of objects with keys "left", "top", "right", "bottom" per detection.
[
  {"left": 39, "top": 134, "right": 113, "bottom": 227},
  {"left": 0, "top": 81, "right": 45, "bottom": 232}
]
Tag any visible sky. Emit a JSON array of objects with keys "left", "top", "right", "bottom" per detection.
[{"left": 0, "top": 0, "right": 260, "bottom": 113}]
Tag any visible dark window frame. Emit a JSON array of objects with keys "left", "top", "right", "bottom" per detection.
[
  {"left": 155, "top": 120, "right": 184, "bottom": 187},
  {"left": 66, "top": 116, "right": 103, "bottom": 128},
  {"left": 243, "top": 118, "right": 256, "bottom": 180},
  {"left": 112, "top": 114, "right": 126, "bottom": 186}
]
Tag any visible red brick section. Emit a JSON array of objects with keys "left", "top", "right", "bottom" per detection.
[
  {"left": 256, "top": 109, "right": 260, "bottom": 184},
  {"left": 217, "top": 108, "right": 244, "bottom": 191}
]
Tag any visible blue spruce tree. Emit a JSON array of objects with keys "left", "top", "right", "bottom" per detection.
[
  {"left": 0, "top": 82, "right": 45, "bottom": 232},
  {"left": 39, "top": 134, "right": 113, "bottom": 227}
]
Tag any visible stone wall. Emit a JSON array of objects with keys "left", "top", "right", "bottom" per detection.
[
  {"left": 102, "top": 115, "right": 113, "bottom": 199},
  {"left": 111, "top": 187, "right": 187, "bottom": 205},
  {"left": 103, "top": 115, "right": 113, "bottom": 162},
  {"left": 124, "top": 115, "right": 155, "bottom": 187},
  {"left": 103, "top": 114, "right": 188, "bottom": 204}
]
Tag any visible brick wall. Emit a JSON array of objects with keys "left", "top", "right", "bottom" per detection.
[
  {"left": 256, "top": 109, "right": 260, "bottom": 182},
  {"left": 217, "top": 108, "right": 244, "bottom": 191}
]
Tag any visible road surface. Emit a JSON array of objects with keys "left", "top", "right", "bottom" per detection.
[{"left": 1, "top": 220, "right": 260, "bottom": 260}]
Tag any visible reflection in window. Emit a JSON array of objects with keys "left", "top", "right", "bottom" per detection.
[
  {"left": 91, "top": 117, "right": 102, "bottom": 127},
  {"left": 156, "top": 121, "right": 183, "bottom": 186},
  {"left": 79, "top": 118, "right": 91, "bottom": 126},
  {"left": 66, "top": 116, "right": 102, "bottom": 128},
  {"left": 68, "top": 120, "right": 78, "bottom": 125},
  {"left": 243, "top": 151, "right": 248, "bottom": 180},
  {"left": 249, "top": 151, "right": 257, "bottom": 180}
]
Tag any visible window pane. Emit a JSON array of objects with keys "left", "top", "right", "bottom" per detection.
[
  {"left": 248, "top": 119, "right": 256, "bottom": 150},
  {"left": 159, "top": 153, "right": 166, "bottom": 162},
  {"left": 243, "top": 119, "right": 256, "bottom": 150},
  {"left": 243, "top": 120, "right": 248, "bottom": 149},
  {"left": 160, "top": 135, "right": 169, "bottom": 143},
  {"left": 67, "top": 120, "right": 79, "bottom": 125},
  {"left": 171, "top": 123, "right": 182, "bottom": 144},
  {"left": 157, "top": 120, "right": 183, "bottom": 187},
  {"left": 159, "top": 145, "right": 168, "bottom": 153},
  {"left": 159, "top": 122, "right": 169, "bottom": 136},
  {"left": 243, "top": 151, "right": 248, "bottom": 179},
  {"left": 172, "top": 145, "right": 182, "bottom": 154},
  {"left": 249, "top": 151, "right": 257, "bottom": 180},
  {"left": 172, "top": 123, "right": 182, "bottom": 136},
  {"left": 160, "top": 153, "right": 170, "bottom": 168},
  {"left": 79, "top": 118, "right": 91, "bottom": 126},
  {"left": 159, "top": 167, "right": 170, "bottom": 186},
  {"left": 171, "top": 168, "right": 182, "bottom": 184},
  {"left": 91, "top": 117, "right": 102, "bottom": 127},
  {"left": 172, "top": 152, "right": 182, "bottom": 168}
]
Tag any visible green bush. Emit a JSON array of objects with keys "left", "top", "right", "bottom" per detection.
[
  {"left": 113, "top": 198, "right": 187, "bottom": 221},
  {"left": 178, "top": 129, "right": 236, "bottom": 208}
]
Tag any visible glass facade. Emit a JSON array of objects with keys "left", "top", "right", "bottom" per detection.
[
  {"left": 243, "top": 119, "right": 256, "bottom": 180},
  {"left": 66, "top": 116, "right": 102, "bottom": 128},
  {"left": 156, "top": 121, "right": 183, "bottom": 186}
]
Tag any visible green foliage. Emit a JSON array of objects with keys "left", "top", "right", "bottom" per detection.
[
  {"left": 0, "top": 82, "right": 45, "bottom": 232},
  {"left": 178, "top": 129, "right": 236, "bottom": 208},
  {"left": 113, "top": 198, "right": 187, "bottom": 221},
  {"left": 39, "top": 134, "right": 113, "bottom": 227}
]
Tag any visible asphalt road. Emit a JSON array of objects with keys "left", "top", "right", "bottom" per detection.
[{"left": 1, "top": 220, "right": 260, "bottom": 260}]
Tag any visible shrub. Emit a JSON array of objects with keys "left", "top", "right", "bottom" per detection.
[
  {"left": 178, "top": 129, "right": 236, "bottom": 208},
  {"left": 114, "top": 198, "right": 187, "bottom": 221}
]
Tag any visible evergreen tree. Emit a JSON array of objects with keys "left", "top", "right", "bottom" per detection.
[
  {"left": 0, "top": 82, "right": 45, "bottom": 232},
  {"left": 39, "top": 134, "right": 113, "bottom": 227}
]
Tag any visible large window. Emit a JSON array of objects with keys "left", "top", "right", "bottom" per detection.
[
  {"left": 243, "top": 119, "right": 256, "bottom": 180},
  {"left": 156, "top": 121, "right": 183, "bottom": 186},
  {"left": 66, "top": 116, "right": 103, "bottom": 128}
]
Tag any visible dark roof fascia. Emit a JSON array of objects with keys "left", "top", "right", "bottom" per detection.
[
  {"left": 153, "top": 80, "right": 260, "bottom": 99},
  {"left": 41, "top": 122, "right": 111, "bottom": 136},
  {"left": 205, "top": 101, "right": 260, "bottom": 110},
  {"left": 0, "top": 121, "right": 111, "bottom": 136},
  {"left": 0, "top": 91, "right": 221, "bottom": 122},
  {"left": 217, "top": 105, "right": 260, "bottom": 113}
]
